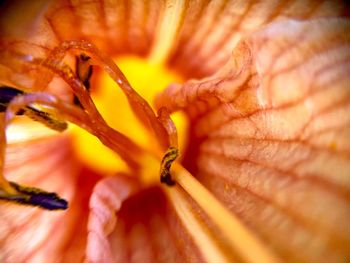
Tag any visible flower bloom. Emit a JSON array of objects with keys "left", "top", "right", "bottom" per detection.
[{"left": 0, "top": 1, "right": 349, "bottom": 262}]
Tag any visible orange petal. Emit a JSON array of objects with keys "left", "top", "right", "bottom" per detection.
[
  {"left": 169, "top": 0, "right": 348, "bottom": 78},
  {"left": 86, "top": 177, "right": 210, "bottom": 263},
  {"left": 158, "top": 18, "right": 350, "bottom": 261}
]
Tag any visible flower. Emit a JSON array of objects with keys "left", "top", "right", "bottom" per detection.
[{"left": 0, "top": 1, "right": 349, "bottom": 262}]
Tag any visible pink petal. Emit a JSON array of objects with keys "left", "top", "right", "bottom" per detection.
[
  {"left": 86, "top": 177, "right": 206, "bottom": 263},
  {"left": 0, "top": 135, "right": 100, "bottom": 262}
]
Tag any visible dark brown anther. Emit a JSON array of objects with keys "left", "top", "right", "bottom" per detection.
[
  {"left": 160, "top": 147, "right": 179, "bottom": 186},
  {"left": 74, "top": 54, "right": 93, "bottom": 107}
]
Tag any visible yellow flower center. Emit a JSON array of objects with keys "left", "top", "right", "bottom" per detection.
[{"left": 69, "top": 56, "right": 188, "bottom": 180}]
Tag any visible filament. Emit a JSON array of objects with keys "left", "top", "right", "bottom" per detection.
[{"left": 172, "top": 164, "right": 280, "bottom": 263}]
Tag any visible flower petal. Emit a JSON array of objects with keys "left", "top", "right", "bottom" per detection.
[
  {"left": 157, "top": 18, "right": 350, "bottom": 262},
  {"left": 0, "top": 133, "right": 100, "bottom": 262},
  {"left": 86, "top": 177, "right": 206, "bottom": 262},
  {"left": 169, "top": 0, "right": 348, "bottom": 77},
  {"left": 86, "top": 174, "right": 137, "bottom": 262}
]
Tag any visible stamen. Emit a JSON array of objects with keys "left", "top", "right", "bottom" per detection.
[
  {"left": 37, "top": 41, "right": 184, "bottom": 177},
  {"left": 6, "top": 92, "right": 141, "bottom": 169},
  {"left": 1, "top": 42, "right": 185, "bottom": 206},
  {"left": 0, "top": 90, "right": 140, "bottom": 209},
  {"left": 41, "top": 40, "right": 175, "bottom": 150},
  {"left": 0, "top": 92, "right": 72, "bottom": 209},
  {"left": 38, "top": 58, "right": 143, "bottom": 168},
  {"left": 0, "top": 86, "right": 68, "bottom": 132},
  {"left": 172, "top": 164, "right": 280, "bottom": 263},
  {"left": 41, "top": 59, "right": 104, "bottom": 121}
]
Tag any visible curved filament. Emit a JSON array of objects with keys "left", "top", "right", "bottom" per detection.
[
  {"left": 5, "top": 93, "right": 141, "bottom": 169},
  {"left": 42, "top": 40, "right": 175, "bottom": 150},
  {"left": 157, "top": 107, "right": 178, "bottom": 148}
]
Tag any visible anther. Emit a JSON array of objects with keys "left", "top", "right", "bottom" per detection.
[
  {"left": 74, "top": 54, "right": 93, "bottom": 107},
  {"left": 0, "top": 182, "right": 68, "bottom": 210},
  {"left": 0, "top": 86, "right": 67, "bottom": 132},
  {"left": 160, "top": 147, "right": 179, "bottom": 186}
]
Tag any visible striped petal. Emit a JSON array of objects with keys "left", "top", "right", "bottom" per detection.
[{"left": 157, "top": 18, "right": 350, "bottom": 262}]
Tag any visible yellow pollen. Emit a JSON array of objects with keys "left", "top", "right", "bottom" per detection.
[{"left": 69, "top": 56, "right": 187, "bottom": 176}]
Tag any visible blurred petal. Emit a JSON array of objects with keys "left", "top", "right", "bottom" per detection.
[
  {"left": 157, "top": 18, "right": 350, "bottom": 261},
  {"left": 0, "top": 132, "right": 101, "bottom": 261},
  {"left": 169, "top": 0, "right": 348, "bottom": 77},
  {"left": 86, "top": 175, "right": 138, "bottom": 262},
  {"left": 86, "top": 176, "right": 208, "bottom": 263}
]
